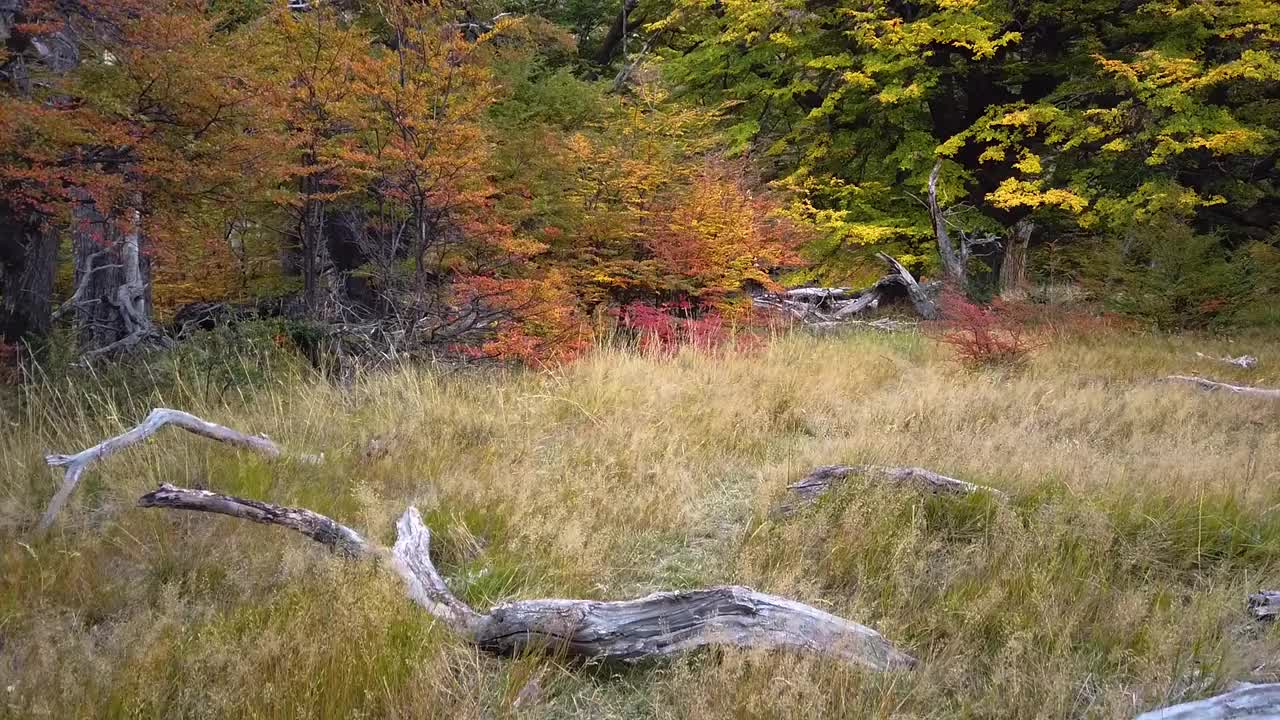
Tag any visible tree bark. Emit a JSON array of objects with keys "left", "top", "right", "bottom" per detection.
[
  {"left": 753, "top": 253, "right": 940, "bottom": 323},
  {"left": 999, "top": 219, "right": 1034, "bottom": 296},
  {"left": 138, "top": 483, "right": 918, "bottom": 671},
  {"left": 0, "top": 203, "right": 58, "bottom": 344}
]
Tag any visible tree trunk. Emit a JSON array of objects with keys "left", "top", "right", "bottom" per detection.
[
  {"left": 592, "top": 0, "right": 639, "bottom": 65},
  {"left": 999, "top": 219, "right": 1034, "bottom": 297},
  {"left": 0, "top": 203, "right": 58, "bottom": 344},
  {"left": 71, "top": 196, "right": 158, "bottom": 356},
  {"left": 928, "top": 160, "right": 966, "bottom": 287}
]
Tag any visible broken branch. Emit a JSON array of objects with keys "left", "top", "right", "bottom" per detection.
[
  {"left": 775, "top": 464, "right": 1004, "bottom": 517},
  {"left": 138, "top": 484, "right": 917, "bottom": 671},
  {"left": 37, "top": 408, "right": 322, "bottom": 533},
  {"left": 1164, "top": 376, "right": 1280, "bottom": 400}
]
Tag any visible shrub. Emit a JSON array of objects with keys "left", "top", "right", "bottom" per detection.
[
  {"left": 614, "top": 301, "right": 760, "bottom": 355},
  {"left": 932, "top": 288, "right": 1037, "bottom": 368},
  {"left": 1090, "top": 218, "right": 1252, "bottom": 329}
]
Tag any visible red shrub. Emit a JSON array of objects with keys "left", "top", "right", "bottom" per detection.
[
  {"left": 932, "top": 288, "right": 1038, "bottom": 368},
  {"left": 615, "top": 301, "right": 761, "bottom": 355}
]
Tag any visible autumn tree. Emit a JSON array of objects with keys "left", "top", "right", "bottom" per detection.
[{"left": 653, "top": 0, "right": 1280, "bottom": 302}]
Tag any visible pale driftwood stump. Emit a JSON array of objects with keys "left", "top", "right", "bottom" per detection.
[
  {"left": 775, "top": 464, "right": 1004, "bottom": 517},
  {"left": 139, "top": 484, "right": 917, "bottom": 671},
  {"left": 752, "top": 253, "right": 939, "bottom": 324}
]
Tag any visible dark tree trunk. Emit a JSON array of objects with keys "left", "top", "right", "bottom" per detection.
[
  {"left": 592, "top": 0, "right": 638, "bottom": 65},
  {"left": 999, "top": 219, "right": 1034, "bottom": 296},
  {"left": 0, "top": 203, "right": 58, "bottom": 345}
]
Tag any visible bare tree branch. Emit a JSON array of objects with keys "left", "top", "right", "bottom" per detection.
[{"left": 37, "top": 408, "right": 322, "bottom": 533}]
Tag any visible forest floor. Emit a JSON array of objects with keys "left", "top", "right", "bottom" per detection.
[{"left": 3, "top": 327, "right": 1280, "bottom": 719}]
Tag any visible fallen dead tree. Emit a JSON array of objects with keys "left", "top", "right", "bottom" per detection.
[
  {"left": 37, "top": 408, "right": 322, "bottom": 533},
  {"left": 1164, "top": 376, "right": 1280, "bottom": 401},
  {"left": 753, "top": 252, "right": 939, "bottom": 325},
  {"left": 775, "top": 464, "right": 1005, "bottom": 517},
  {"left": 1133, "top": 683, "right": 1280, "bottom": 719},
  {"left": 138, "top": 483, "right": 917, "bottom": 670}
]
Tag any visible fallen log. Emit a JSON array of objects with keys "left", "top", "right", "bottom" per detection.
[
  {"left": 1164, "top": 376, "right": 1280, "bottom": 401},
  {"left": 1133, "top": 683, "right": 1280, "bottom": 719},
  {"left": 1248, "top": 590, "right": 1280, "bottom": 621},
  {"left": 37, "top": 408, "right": 322, "bottom": 533},
  {"left": 139, "top": 483, "right": 917, "bottom": 670},
  {"left": 775, "top": 464, "right": 1004, "bottom": 517},
  {"left": 753, "top": 253, "right": 940, "bottom": 325}
]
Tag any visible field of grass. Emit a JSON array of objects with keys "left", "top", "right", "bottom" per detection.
[{"left": 3, "top": 327, "right": 1280, "bottom": 719}]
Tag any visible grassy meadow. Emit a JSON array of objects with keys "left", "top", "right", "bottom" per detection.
[{"left": 3, "top": 326, "right": 1280, "bottom": 718}]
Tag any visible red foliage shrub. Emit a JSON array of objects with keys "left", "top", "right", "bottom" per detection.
[
  {"left": 615, "top": 301, "right": 762, "bottom": 355},
  {"left": 932, "top": 288, "right": 1038, "bottom": 368}
]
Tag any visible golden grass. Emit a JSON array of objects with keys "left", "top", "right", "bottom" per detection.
[{"left": 2, "top": 328, "right": 1280, "bottom": 718}]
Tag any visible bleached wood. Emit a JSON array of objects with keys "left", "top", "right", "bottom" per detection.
[
  {"left": 37, "top": 408, "right": 321, "bottom": 533},
  {"left": 1164, "top": 375, "right": 1280, "bottom": 400},
  {"left": 875, "top": 252, "right": 938, "bottom": 320},
  {"left": 1133, "top": 683, "right": 1280, "bottom": 719},
  {"left": 139, "top": 484, "right": 916, "bottom": 671},
  {"left": 776, "top": 464, "right": 1004, "bottom": 516},
  {"left": 1248, "top": 590, "right": 1280, "bottom": 621},
  {"left": 1194, "top": 352, "right": 1259, "bottom": 370}
]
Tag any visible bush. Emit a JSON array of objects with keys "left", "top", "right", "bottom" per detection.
[
  {"left": 1093, "top": 218, "right": 1252, "bottom": 329},
  {"left": 932, "top": 288, "right": 1037, "bottom": 368},
  {"left": 614, "top": 301, "right": 761, "bottom": 355}
]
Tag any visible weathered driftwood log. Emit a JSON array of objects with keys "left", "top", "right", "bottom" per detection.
[
  {"left": 775, "top": 465, "right": 1004, "bottom": 517},
  {"left": 1248, "top": 590, "right": 1280, "bottom": 621},
  {"left": 753, "top": 253, "right": 939, "bottom": 324},
  {"left": 1133, "top": 683, "right": 1280, "bottom": 719},
  {"left": 139, "top": 483, "right": 917, "bottom": 670},
  {"left": 37, "top": 408, "right": 322, "bottom": 533},
  {"left": 1164, "top": 376, "right": 1280, "bottom": 401}
]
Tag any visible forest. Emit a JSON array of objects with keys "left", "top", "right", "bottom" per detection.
[{"left": 2, "top": 0, "right": 1280, "bottom": 718}]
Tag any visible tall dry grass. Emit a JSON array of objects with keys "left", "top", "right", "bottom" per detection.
[{"left": 2, "top": 327, "right": 1279, "bottom": 718}]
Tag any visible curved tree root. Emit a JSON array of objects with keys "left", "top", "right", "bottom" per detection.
[{"left": 138, "top": 483, "right": 917, "bottom": 671}]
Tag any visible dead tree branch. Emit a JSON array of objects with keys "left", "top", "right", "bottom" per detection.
[
  {"left": 1195, "top": 352, "right": 1259, "bottom": 370},
  {"left": 1132, "top": 683, "right": 1280, "bottom": 719},
  {"left": 37, "top": 408, "right": 322, "bottom": 533},
  {"left": 138, "top": 484, "right": 917, "bottom": 670},
  {"left": 1164, "top": 376, "right": 1280, "bottom": 400},
  {"left": 775, "top": 465, "right": 1005, "bottom": 517},
  {"left": 753, "top": 253, "right": 939, "bottom": 325}
]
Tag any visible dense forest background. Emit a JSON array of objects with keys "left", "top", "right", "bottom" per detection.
[{"left": 1, "top": 0, "right": 1277, "bottom": 371}]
